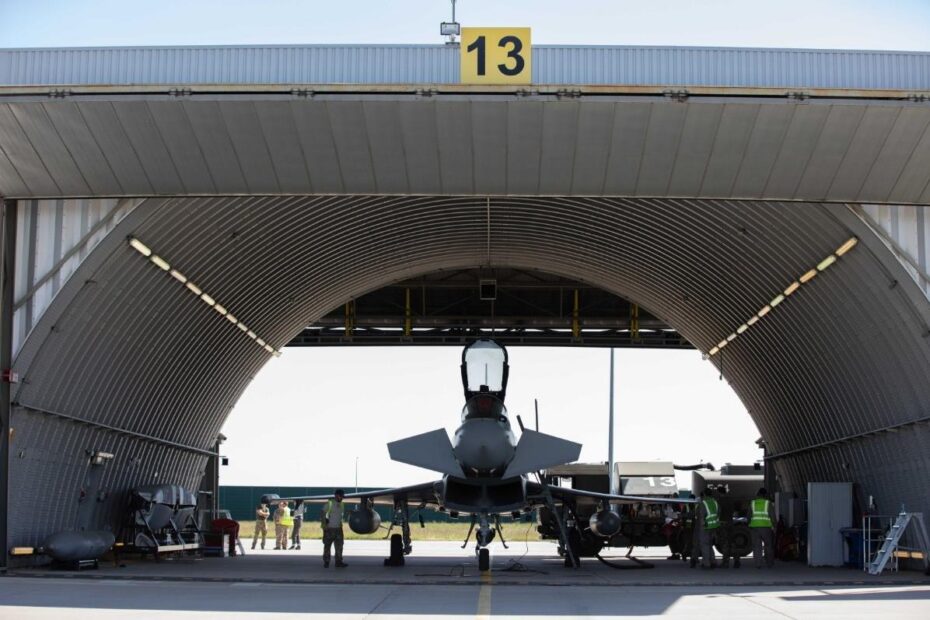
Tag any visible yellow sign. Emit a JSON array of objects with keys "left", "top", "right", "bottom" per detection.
[{"left": 460, "top": 27, "right": 532, "bottom": 85}]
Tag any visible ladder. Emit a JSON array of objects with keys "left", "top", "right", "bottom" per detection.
[{"left": 867, "top": 509, "right": 930, "bottom": 575}]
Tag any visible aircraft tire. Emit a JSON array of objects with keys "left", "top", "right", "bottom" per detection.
[
  {"left": 478, "top": 548, "right": 490, "bottom": 572},
  {"left": 383, "top": 533, "right": 405, "bottom": 566}
]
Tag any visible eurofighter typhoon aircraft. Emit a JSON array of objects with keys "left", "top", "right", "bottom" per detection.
[{"left": 265, "top": 339, "right": 689, "bottom": 570}]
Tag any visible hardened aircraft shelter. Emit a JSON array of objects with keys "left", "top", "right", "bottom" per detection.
[{"left": 0, "top": 44, "right": 929, "bottom": 564}]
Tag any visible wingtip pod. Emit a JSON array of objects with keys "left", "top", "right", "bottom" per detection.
[
  {"left": 501, "top": 429, "right": 582, "bottom": 479},
  {"left": 387, "top": 428, "right": 465, "bottom": 477}
]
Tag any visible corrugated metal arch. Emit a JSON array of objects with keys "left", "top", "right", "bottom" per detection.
[{"left": 7, "top": 194, "right": 930, "bottom": 546}]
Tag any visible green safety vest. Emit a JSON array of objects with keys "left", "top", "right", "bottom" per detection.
[
  {"left": 702, "top": 498, "right": 720, "bottom": 530},
  {"left": 750, "top": 498, "right": 773, "bottom": 528},
  {"left": 323, "top": 500, "right": 343, "bottom": 525},
  {"left": 279, "top": 506, "right": 293, "bottom": 527}
]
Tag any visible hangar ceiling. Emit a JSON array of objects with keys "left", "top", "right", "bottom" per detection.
[{"left": 1, "top": 93, "right": 930, "bottom": 203}]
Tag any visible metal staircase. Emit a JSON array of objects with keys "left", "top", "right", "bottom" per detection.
[{"left": 866, "top": 509, "right": 930, "bottom": 575}]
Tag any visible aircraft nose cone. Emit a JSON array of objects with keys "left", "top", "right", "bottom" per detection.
[{"left": 453, "top": 419, "right": 514, "bottom": 472}]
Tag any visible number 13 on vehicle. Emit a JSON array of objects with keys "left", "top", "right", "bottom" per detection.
[{"left": 460, "top": 28, "right": 532, "bottom": 85}]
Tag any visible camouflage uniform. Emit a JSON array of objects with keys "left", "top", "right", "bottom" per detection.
[
  {"left": 321, "top": 498, "right": 346, "bottom": 567},
  {"left": 252, "top": 504, "right": 269, "bottom": 550}
]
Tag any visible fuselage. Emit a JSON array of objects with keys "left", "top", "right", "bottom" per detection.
[
  {"left": 440, "top": 393, "right": 527, "bottom": 513},
  {"left": 451, "top": 394, "right": 516, "bottom": 476}
]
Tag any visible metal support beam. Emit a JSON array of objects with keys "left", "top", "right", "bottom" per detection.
[
  {"left": 607, "top": 347, "right": 616, "bottom": 509},
  {"left": 765, "top": 414, "right": 930, "bottom": 461},
  {"left": 572, "top": 289, "right": 580, "bottom": 338},
  {"left": 404, "top": 288, "right": 412, "bottom": 337},
  {"left": 344, "top": 300, "right": 355, "bottom": 339},
  {"left": 0, "top": 200, "right": 14, "bottom": 571},
  {"left": 14, "top": 402, "right": 215, "bottom": 457},
  {"left": 630, "top": 304, "right": 640, "bottom": 342}
]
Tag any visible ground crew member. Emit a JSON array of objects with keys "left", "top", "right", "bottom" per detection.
[
  {"left": 750, "top": 488, "right": 776, "bottom": 568},
  {"left": 252, "top": 502, "right": 270, "bottom": 550},
  {"left": 695, "top": 488, "right": 720, "bottom": 569},
  {"left": 290, "top": 501, "right": 305, "bottom": 550},
  {"left": 685, "top": 495, "right": 701, "bottom": 568},
  {"left": 321, "top": 489, "right": 348, "bottom": 568},
  {"left": 274, "top": 500, "right": 292, "bottom": 550},
  {"left": 716, "top": 488, "right": 741, "bottom": 569}
]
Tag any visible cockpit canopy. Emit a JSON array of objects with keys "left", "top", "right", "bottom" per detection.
[{"left": 461, "top": 339, "right": 509, "bottom": 401}]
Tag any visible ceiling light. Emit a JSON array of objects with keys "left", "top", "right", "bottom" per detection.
[
  {"left": 817, "top": 255, "right": 837, "bottom": 271},
  {"left": 836, "top": 237, "right": 858, "bottom": 256},
  {"left": 709, "top": 237, "right": 859, "bottom": 358},
  {"left": 129, "top": 238, "right": 152, "bottom": 256},
  {"left": 130, "top": 236, "right": 282, "bottom": 358}
]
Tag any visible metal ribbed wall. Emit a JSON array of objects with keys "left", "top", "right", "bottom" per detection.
[
  {"left": 2, "top": 45, "right": 929, "bottom": 88},
  {"left": 12, "top": 198, "right": 142, "bottom": 354},
  {"left": 8, "top": 195, "right": 930, "bottom": 549},
  {"left": 859, "top": 204, "right": 930, "bottom": 299},
  {"left": 3, "top": 97, "right": 930, "bottom": 205}
]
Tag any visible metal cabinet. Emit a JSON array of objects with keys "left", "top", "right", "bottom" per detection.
[{"left": 807, "top": 482, "right": 853, "bottom": 566}]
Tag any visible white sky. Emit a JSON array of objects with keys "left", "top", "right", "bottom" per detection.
[
  {"left": 2, "top": 1, "right": 929, "bottom": 50},
  {"left": 223, "top": 347, "right": 758, "bottom": 490},
  {"left": 3, "top": 1, "right": 926, "bottom": 490}
]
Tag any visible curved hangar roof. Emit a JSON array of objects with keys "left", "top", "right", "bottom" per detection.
[{"left": 1, "top": 45, "right": 929, "bottom": 545}]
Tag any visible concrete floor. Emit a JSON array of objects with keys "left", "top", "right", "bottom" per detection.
[{"left": 2, "top": 540, "right": 929, "bottom": 618}]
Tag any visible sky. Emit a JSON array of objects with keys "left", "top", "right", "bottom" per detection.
[
  {"left": 1, "top": 1, "right": 929, "bottom": 50},
  {"left": 2, "top": 1, "right": 926, "bottom": 490},
  {"left": 221, "top": 346, "right": 759, "bottom": 490}
]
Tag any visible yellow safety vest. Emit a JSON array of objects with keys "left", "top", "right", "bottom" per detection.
[
  {"left": 279, "top": 506, "right": 293, "bottom": 527},
  {"left": 323, "top": 500, "right": 343, "bottom": 525},
  {"left": 702, "top": 498, "right": 720, "bottom": 530},
  {"left": 750, "top": 498, "right": 772, "bottom": 528}
]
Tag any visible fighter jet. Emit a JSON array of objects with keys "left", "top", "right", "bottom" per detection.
[{"left": 266, "top": 339, "right": 691, "bottom": 570}]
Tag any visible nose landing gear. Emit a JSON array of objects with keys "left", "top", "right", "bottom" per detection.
[{"left": 478, "top": 547, "right": 490, "bottom": 571}]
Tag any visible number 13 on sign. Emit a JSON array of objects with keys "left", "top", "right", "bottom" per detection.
[{"left": 460, "top": 28, "right": 532, "bottom": 84}]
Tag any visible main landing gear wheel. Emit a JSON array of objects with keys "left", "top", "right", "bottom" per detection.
[
  {"left": 478, "top": 548, "right": 490, "bottom": 572},
  {"left": 384, "top": 533, "right": 405, "bottom": 567}
]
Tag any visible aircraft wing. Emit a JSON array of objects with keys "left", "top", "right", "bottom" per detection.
[
  {"left": 262, "top": 480, "right": 443, "bottom": 508},
  {"left": 526, "top": 482, "right": 697, "bottom": 506}
]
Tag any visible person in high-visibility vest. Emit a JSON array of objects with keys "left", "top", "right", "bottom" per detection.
[
  {"left": 695, "top": 488, "right": 720, "bottom": 569},
  {"left": 274, "top": 501, "right": 292, "bottom": 550},
  {"left": 321, "top": 489, "right": 348, "bottom": 568},
  {"left": 750, "top": 488, "right": 776, "bottom": 568}
]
